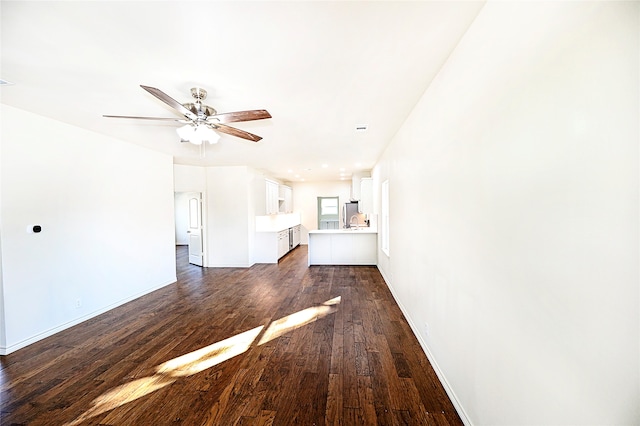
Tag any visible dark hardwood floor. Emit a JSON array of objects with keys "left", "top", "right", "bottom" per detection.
[{"left": 1, "top": 246, "right": 462, "bottom": 425}]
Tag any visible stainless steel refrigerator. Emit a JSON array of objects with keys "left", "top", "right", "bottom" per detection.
[{"left": 343, "top": 201, "right": 367, "bottom": 228}]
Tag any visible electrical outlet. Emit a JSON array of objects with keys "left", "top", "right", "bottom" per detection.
[
  {"left": 75, "top": 298, "right": 82, "bottom": 309},
  {"left": 424, "top": 322, "right": 430, "bottom": 337}
]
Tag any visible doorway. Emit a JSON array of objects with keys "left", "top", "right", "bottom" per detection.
[
  {"left": 174, "top": 192, "right": 204, "bottom": 266},
  {"left": 317, "top": 196, "right": 339, "bottom": 230}
]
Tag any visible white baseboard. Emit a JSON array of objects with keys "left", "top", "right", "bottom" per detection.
[
  {"left": 376, "top": 266, "right": 473, "bottom": 426},
  {"left": 0, "top": 278, "right": 177, "bottom": 355}
]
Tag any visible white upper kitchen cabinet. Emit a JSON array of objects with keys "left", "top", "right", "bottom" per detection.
[
  {"left": 265, "top": 179, "right": 279, "bottom": 215},
  {"left": 255, "top": 177, "right": 295, "bottom": 216},
  {"left": 359, "top": 177, "right": 373, "bottom": 214},
  {"left": 350, "top": 172, "right": 372, "bottom": 205},
  {"left": 279, "top": 185, "right": 293, "bottom": 213}
]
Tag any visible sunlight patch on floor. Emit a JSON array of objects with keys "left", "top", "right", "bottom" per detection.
[
  {"left": 157, "top": 326, "right": 264, "bottom": 377},
  {"left": 65, "top": 297, "right": 340, "bottom": 425},
  {"left": 63, "top": 376, "right": 175, "bottom": 426},
  {"left": 257, "top": 296, "right": 341, "bottom": 345}
]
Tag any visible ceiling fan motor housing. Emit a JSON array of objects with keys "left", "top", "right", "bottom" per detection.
[
  {"left": 190, "top": 87, "right": 207, "bottom": 100},
  {"left": 186, "top": 87, "right": 217, "bottom": 119}
]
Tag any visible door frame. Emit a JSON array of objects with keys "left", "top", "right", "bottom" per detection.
[
  {"left": 317, "top": 196, "right": 340, "bottom": 230},
  {"left": 174, "top": 191, "right": 208, "bottom": 267}
]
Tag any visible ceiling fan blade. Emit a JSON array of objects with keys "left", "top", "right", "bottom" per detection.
[
  {"left": 103, "top": 115, "right": 182, "bottom": 121},
  {"left": 214, "top": 123, "right": 263, "bottom": 142},
  {"left": 209, "top": 109, "right": 272, "bottom": 124},
  {"left": 140, "top": 85, "right": 197, "bottom": 120}
]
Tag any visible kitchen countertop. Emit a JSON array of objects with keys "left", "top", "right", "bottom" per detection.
[
  {"left": 256, "top": 225, "right": 300, "bottom": 233},
  {"left": 309, "top": 228, "right": 377, "bottom": 234},
  {"left": 255, "top": 212, "right": 301, "bottom": 233}
]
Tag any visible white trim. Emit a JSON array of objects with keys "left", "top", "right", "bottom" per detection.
[
  {"left": 0, "top": 278, "right": 177, "bottom": 355},
  {"left": 377, "top": 265, "right": 473, "bottom": 426}
]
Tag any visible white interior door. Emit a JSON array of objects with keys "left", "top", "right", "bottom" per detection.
[{"left": 187, "top": 193, "right": 203, "bottom": 266}]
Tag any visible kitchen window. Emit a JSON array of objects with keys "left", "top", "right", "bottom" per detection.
[{"left": 317, "top": 196, "right": 339, "bottom": 229}]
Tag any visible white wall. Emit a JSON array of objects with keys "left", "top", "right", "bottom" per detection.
[
  {"left": 205, "top": 166, "right": 255, "bottom": 267},
  {"left": 0, "top": 104, "right": 5, "bottom": 349},
  {"left": 0, "top": 237, "right": 4, "bottom": 349},
  {"left": 291, "top": 180, "right": 351, "bottom": 244},
  {"left": 174, "top": 164, "right": 206, "bottom": 193},
  {"left": 174, "top": 192, "right": 189, "bottom": 245},
  {"left": 374, "top": 2, "right": 639, "bottom": 424},
  {"left": 0, "top": 105, "right": 177, "bottom": 354}
]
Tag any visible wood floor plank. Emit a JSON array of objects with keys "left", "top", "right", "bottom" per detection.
[
  {"left": 367, "top": 350, "right": 397, "bottom": 425},
  {"left": 356, "top": 375, "right": 378, "bottom": 425},
  {"left": 342, "top": 311, "right": 360, "bottom": 409},
  {"left": 326, "top": 373, "right": 343, "bottom": 424},
  {"left": 329, "top": 301, "right": 345, "bottom": 375},
  {"left": 255, "top": 409, "right": 276, "bottom": 426},
  {"left": 0, "top": 245, "right": 462, "bottom": 425}
]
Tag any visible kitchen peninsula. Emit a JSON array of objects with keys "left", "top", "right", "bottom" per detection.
[{"left": 308, "top": 227, "right": 377, "bottom": 266}]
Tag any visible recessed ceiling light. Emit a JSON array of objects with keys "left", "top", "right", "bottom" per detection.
[
  {"left": 295, "top": 174, "right": 300, "bottom": 178},
  {"left": 287, "top": 169, "right": 293, "bottom": 173},
  {"left": 339, "top": 167, "right": 346, "bottom": 172},
  {"left": 321, "top": 164, "right": 328, "bottom": 168},
  {"left": 355, "top": 162, "right": 362, "bottom": 167}
]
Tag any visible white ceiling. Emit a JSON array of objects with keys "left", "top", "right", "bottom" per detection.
[{"left": 1, "top": 1, "right": 484, "bottom": 182}]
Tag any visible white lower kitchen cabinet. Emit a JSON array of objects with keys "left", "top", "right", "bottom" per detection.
[
  {"left": 254, "top": 225, "right": 301, "bottom": 264},
  {"left": 292, "top": 225, "right": 301, "bottom": 247},
  {"left": 277, "top": 230, "right": 289, "bottom": 259},
  {"left": 354, "top": 233, "right": 377, "bottom": 263},
  {"left": 310, "top": 233, "right": 332, "bottom": 264},
  {"left": 254, "top": 230, "right": 290, "bottom": 263},
  {"left": 308, "top": 229, "right": 377, "bottom": 265}
]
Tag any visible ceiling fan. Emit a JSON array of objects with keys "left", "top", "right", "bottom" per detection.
[{"left": 104, "top": 85, "right": 271, "bottom": 144}]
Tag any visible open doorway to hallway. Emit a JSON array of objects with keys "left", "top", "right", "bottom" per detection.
[{"left": 174, "top": 192, "right": 204, "bottom": 266}]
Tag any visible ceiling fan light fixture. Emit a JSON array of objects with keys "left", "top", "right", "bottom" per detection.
[
  {"left": 196, "top": 125, "right": 220, "bottom": 144},
  {"left": 176, "top": 124, "right": 195, "bottom": 141},
  {"left": 177, "top": 124, "right": 220, "bottom": 145}
]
